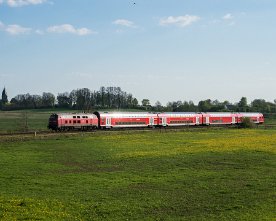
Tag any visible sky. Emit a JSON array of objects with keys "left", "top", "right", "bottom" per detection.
[{"left": 0, "top": 0, "right": 275, "bottom": 105}]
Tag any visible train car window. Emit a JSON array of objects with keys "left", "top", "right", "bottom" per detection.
[
  {"left": 73, "top": 116, "right": 76, "bottom": 118},
  {"left": 115, "top": 121, "right": 146, "bottom": 125},
  {"left": 73, "top": 120, "right": 76, "bottom": 123},
  {"left": 69, "top": 120, "right": 71, "bottom": 123},
  {"left": 170, "top": 120, "right": 193, "bottom": 124},
  {"left": 212, "top": 120, "right": 223, "bottom": 123},
  {"left": 77, "top": 116, "right": 80, "bottom": 118},
  {"left": 86, "top": 120, "right": 88, "bottom": 123},
  {"left": 65, "top": 120, "right": 68, "bottom": 124},
  {"left": 77, "top": 120, "right": 80, "bottom": 123}
]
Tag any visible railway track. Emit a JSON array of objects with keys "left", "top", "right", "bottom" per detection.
[
  {"left": 0, "top": 124, "right": 243, "bottom": 138},
  {"left": 1, "top": 123, "right": 275, "bottom": 139}
]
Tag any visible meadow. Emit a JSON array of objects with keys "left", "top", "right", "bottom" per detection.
[
  {"left": 0, "top": 110, "right": 50, "bottom": 133},
  {"left": 0, "top": 129, "right": 275, "bottom": 220}
]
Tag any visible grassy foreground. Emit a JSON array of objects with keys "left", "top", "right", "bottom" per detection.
[{"left": 0, "top": 129, "right": 275, "bottom": 220}]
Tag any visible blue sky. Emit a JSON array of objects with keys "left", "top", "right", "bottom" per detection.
[{"left": 0, "top": 0, "right": 275, "bottom": 105}]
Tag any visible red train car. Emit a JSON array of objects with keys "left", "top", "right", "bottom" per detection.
[
  {"left": 158, "top": 112, "right": 202, "bottom": 127},
  {"left": 237, "top": 113, "right": 264, "bottom": 124},
  {"left": 94, "top": 112, "right": 158, "bottom": 129},
  {"left": 202, "top": 112, "right": 237, "bottom": 125},
  {"left": 48, "top": 113, "right": 98, "bottom": 131}
]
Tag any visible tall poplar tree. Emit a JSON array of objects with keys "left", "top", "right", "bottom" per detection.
[{"left": 1, "top": 87, "right": 8, "bottom": 104}]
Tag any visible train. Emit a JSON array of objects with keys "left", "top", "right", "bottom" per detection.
[{"left": 48, "top": 111, "right": 264, "bottom": 131}]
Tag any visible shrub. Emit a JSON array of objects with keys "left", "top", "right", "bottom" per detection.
[{"left": 240, "top": 117, "right": 256, "bottom": 128}]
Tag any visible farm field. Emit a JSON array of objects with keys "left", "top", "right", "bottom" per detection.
[
  {"left": 0, "top": 110, "right": 50, "bottom": 133},
  {"left": 0, "top": 129, "right": 275, "bottom": 220}
]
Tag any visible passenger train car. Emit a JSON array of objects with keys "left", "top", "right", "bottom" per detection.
[
  {"left": 48, "top": 111, "right": 264, "bottom": 131},
  {"left": 93, "top": 112, "right": 158, "bottom": 128},
  {"left": 158, "top": 112, "right": 202, "bottom": 126},
  {"left": 238, "top": 112, "right": 264, "bottom": 124}
]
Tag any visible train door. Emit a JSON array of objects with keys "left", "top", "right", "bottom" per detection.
[
  {"left": 232, "top": 116, "right": 236, "bottom": 124},
  {"left": 149, "top": 117, "right": 154, "bottom": 126},
  {"left": 256, "top": 117, "right": 259, "bottom": 123},
  {"left": 196, "top": 116, "right": 200, "bottom": 125},
  {"left": 162, "top": 117, "right": 167, "bottom": 126},
  {"left": 206, "top": 116, "right": 210, "bottom": 125},
  {"left": 106, "top": 117, "right": 111, "bottom": 128}
]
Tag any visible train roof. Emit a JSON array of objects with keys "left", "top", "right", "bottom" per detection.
[
  {"left": 204, "top": 112, "right": 234, "bottom": 116},
  {"left": 158, "top": 112, "right": 200, "bottom": 116},
  {"left": 204, "top": 112, "right": 233, "bottom": 114},
  {"left": 238, "top": 112, "right": 263, "bottom": 116},
  {"left": 161, "top": 112, "right": 199, "bottom": 114},
  {"left": 94, "top": 111, "right": 158, "bottom": 117},
  {"left": 52, "top": 113, "right": 97, "bottom": 118}
]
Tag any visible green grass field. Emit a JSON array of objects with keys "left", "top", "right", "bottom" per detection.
[
  {"left": 0, "top": 129, "right": 275, "bottom": 220},
  {"left": 0, "top": 111, "right": 50, "bottom": 133}
]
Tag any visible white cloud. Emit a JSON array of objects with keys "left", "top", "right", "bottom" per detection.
[
  {"left": 35, "top": 29, "right": 44, "bottom": 35},
  {"left": 0, "top": 22, "right": 96, "bottom": 36},
  {"left": 5, "top": 24, "right": 31, "bottom": 35},
  {"left": 0, "top": 21, "right": 32, "bottom": 35},
  {"left": 159, "top": 15, "right": 200, "bottom": 27},
  {"left": 222, "top": 13, "right": 234, "bottom": 20},
  {"left": 2, "top": 0, "right": 47, "bottom": 7},
  {"left": 0, "top": 21, "right": 4, "bottom": 28},
  {"left": 47, "top": 24, "right": 95, "bottom": 36},
  {"left": 113, "top": 19, "right": 136, "bottom": 28}
]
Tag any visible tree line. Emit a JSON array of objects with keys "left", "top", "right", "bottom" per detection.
[
  {"left": 0, "top": 87, "right": 138, "bottom": 111},
  {"left": 1, "top": 86, "right": 276, "bottom": 114}
]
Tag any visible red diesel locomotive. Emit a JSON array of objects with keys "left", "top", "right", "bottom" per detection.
[
  {"left": 48, "top": 113, "right": 98, "bottom": 131},
  {"left": 48, "top": 111, "right": 264, "bottom": 131}
]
